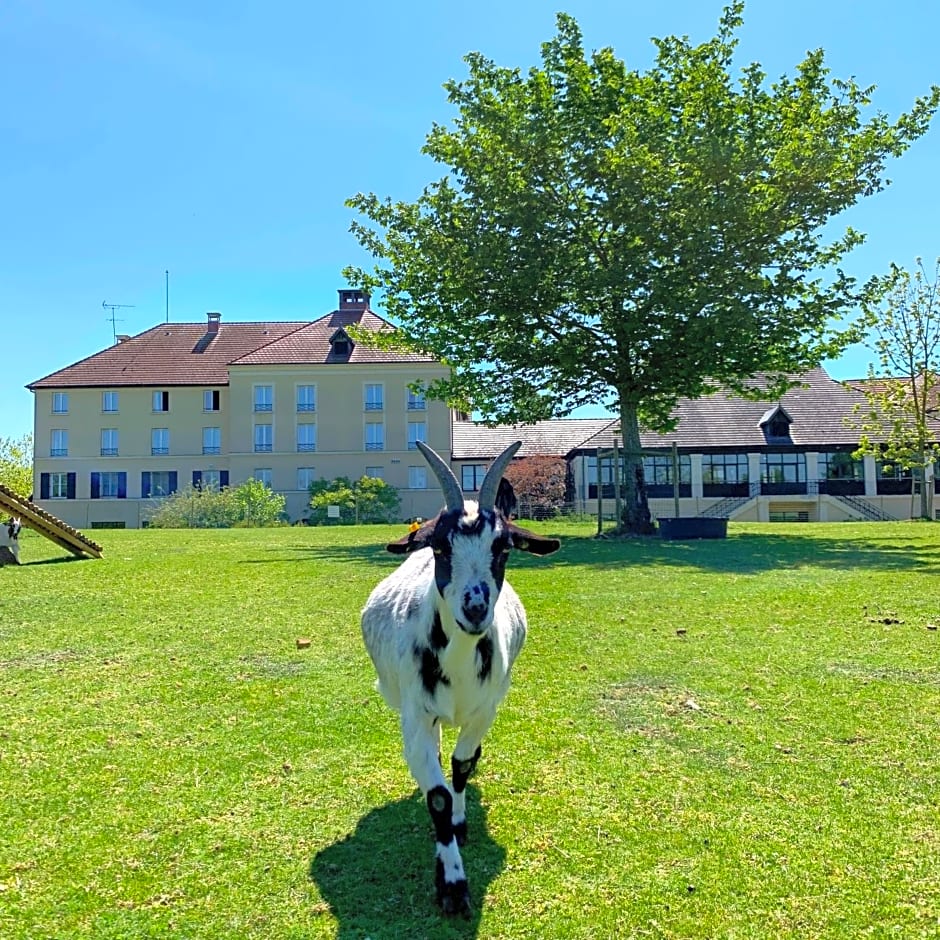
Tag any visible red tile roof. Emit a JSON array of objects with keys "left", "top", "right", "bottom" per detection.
[{"left": 28, "top": 307, "right": 435, "bottom": 389}]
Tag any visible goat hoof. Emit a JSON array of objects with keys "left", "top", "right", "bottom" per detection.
[
  {"left": 437, "top": 880, "right": 472, "bottom": 918},
  {"left": 454, "top": 820, "right": 468, "bottom": 847}
]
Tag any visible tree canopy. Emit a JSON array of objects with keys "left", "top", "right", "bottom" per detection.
[
  {"left": 851, "top": 258, "right": 940, "bottom": 518},
  {"left": 0, "top": 434, "right": 33, "bottom": 499},
  {"left": 346, "top": 2, "right": 939, "bottom": 532}
]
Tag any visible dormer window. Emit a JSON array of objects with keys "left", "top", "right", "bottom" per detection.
[
  {"left": 330, "top": 328, "right": 353, "bottom": 357},
  {"left": 759, "top": 405, "right": 793, "bottom": 443}
]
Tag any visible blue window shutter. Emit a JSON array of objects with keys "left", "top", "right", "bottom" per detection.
[
  {"left": 67, "top": 473, "right": 76, "bottom": 499},
  {"left": 192, "top": 471, "right": 202, "bottom": 488},
  {"left": 220, "top": 470, "right": 229, "bottom": 488},
  {"left": 40, "top": 473, "right": 50, "bottom": 500},
  {"left": 141, "top": 472, "right": 151, "bottom": 498},
  {"left": 169, "top": 471, "right": 178, "bottom": 494},
  {"left": 90, "top": 473, "right": 100, "bottom": 499},
  {"left": 118, "top": 473, "right": 127, "bottom": 499}
]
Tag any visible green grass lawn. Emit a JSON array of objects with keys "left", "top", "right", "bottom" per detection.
[{"left": 1, "top": 520, "right": 938, "bottom": 939}]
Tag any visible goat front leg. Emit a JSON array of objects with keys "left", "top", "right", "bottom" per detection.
[
  {"left": 450, "top": 710, "right": 494, "bottom": 846},
  {"left": 402, "top": 708, "right": 471, "bottom": 917}
]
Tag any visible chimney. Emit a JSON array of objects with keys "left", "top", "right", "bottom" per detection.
[
  {"left": 337, "top": 289, "right": 370, "bottom": 310},
  {"left": 116, "top": 334, "right": 131, "bottom": 344},
  {"left": 206, "top": 311, "right": 221, "bottom": 334}
]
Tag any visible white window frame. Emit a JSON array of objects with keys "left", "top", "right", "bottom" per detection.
[
  {"left": 297, "top": 467, "right": 317, "bottom": 490},
  {"left": 364, "top": 383, "right": 384, "bottom": 412},
  {"left": 52, "top": 392, "right": 69, "bottom": 414},
  {"left": 49, "top": 471, "right": 69, "bottom": 498},
  {"left": 296, "top": 384, "right": 317, "bottom": 413},
  {"left": 254, "top": 468, "right": 273, "bottom": 488},
  {"left": 365, "top": 422, "right": 384, "bottom": 451},
  {"left": 51, "top": 429, "right": 68, "bottom": 457},
  {"left": 253, "top": 384, "right": 274, "bottom": 413},
  {"left": 100, "top": 428, "right": 119, "bottom": 456},
  {"left": 409, "top": 466, "right": 428, "bottom": 489},
  {"left": 203, "top": 426, "right": 221, "bottom": 455},
  {"left": 102, "top": 390, "right": 119, "bottom": 413},
  {"left": 151, "top": 427, "right": 170, "bottom": 456},
  {"left": 254, "top": 423, "right": 273, "bottom": 453},
  {"left": 407, "top": 422, "right": 427, "bottom": 451},
  {"left": 296, "top": 423, "right": 317, "bottom": 453},
  {"left": 406, "top": 389, "right": 426, "bottom": 411}
]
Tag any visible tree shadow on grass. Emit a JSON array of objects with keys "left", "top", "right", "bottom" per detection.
[
  {"left": 252, "top": 529, "right": 940, "bottom": 575},
  {"left": 310, "top": 785, "right": 504, "bottom": 939}
]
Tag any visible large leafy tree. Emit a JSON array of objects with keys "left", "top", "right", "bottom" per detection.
[
  {"left": 346, "top": 2, "right": 939, "bottom": 533},
  {"left": 851, "top": 259, "right": 940, "bottom": 519},
  {"left": 0, "top": 434, "right": 33, "bottom": 499}
]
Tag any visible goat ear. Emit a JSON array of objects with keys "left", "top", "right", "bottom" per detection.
[
  {"left": 508, "top": 522, "right": 560, "bottom": 556},
  {"left": 386, "top": 516, "right": 439, "bottom": 554}
]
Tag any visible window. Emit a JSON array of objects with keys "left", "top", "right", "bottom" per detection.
[
  {"left": 192, "top": 470, "right": 228, "bottom": 490},
  {"left": 100, "top": 428, "right": 119, "bottom": 457},
  {"left": 50, "top": 429, "right": 68, "bottom": 457},
  {"left": 876, "top": 461, "right": 917, "bottom": 481},
  {"left": 151, "top": 428, "right": 169, "bottom": 456},
  {"left": 643, "top": 454, "right": 692, "bottom": 485},
  {"left": 40, "top": 472, "right": 75, "bottom": 500},
  {"left": 203, "top": 389, "right": 220, "bottom": 412},
  {"left": 254, "top": 468, "right": 273, "bottom": 488},
  {"left": 297, "top": 423, "right": 317, "bottom": 453},
  {"left": 409, "top": 466, "right": 428, "bottom": 489},
  {"left": 141, "top": 471, "right": 178, "bottom": 498},
  {"left": 297, "top": 385, "right": 316, "bottom": 413},
  {"left": 364, "top": 384, "right": 384, "bottom": 411},
  {"left": 49, "top": 472, "right": 71, "bottom": 498},
  {"left": 202, "top": 427, "right": 221, "bottom": 455},
  {"left": 761, "top": 453, "right": 806, "bottom": 484},
  {"left": 820, "top": 451, "right": 863, "bottom": 481},
  {"left": 407, "top": 422, "right": 427, "bottom": 451},
  {"left": 365, "top": 423, "right": 384, "bottom": 451},
  {"left": 462, "top": 464, "right": 486, "bottom": 492},
  {"left": 91, "top": 471, "right": 127, "bottom": 499},
  {"left": 365, "top": 466, "right": 384, "bottom": 480},
  {"left": 52, "top": 392, "right": 69, "bottom": 414},
  {"left": 102, "top": 391, "right": 119, "bottom": 413},
  {"left": 297, "top": 467, "right": 317, "bottom": 490},
  {"left": 407, "top": 389, "right": 426, "bottom": 411},
  {"left": 254, "top": 385, "right": 273, "bottom": 412},
  {"left": 586, "top": 456, "right": 620, "bottom": 485},
  {"left": 254, "top": 424, "right": 273, "bottom": 453},
  {"left": 702, "top": 454, "right": 749, "bottom": 485},
  {"left": 152, "top": 390, "right": 170, "bottom": 412}
]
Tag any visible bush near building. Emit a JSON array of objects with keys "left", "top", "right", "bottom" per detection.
[
  {"left": 503, "top": 456, "right": 569, "bottom": 520},
  {"left": 308, "top": 476, "right": 401, "bottom": 525},
  {"left": 147, "top": 479, "right": 286, "bottom": 528}
]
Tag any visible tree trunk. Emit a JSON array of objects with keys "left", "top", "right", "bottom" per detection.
[{"left": 618, "top": 398, "right": 656, "bottom": 535}]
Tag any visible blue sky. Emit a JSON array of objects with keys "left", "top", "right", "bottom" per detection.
[{"left": 3, "top": 0, "right": 939, "bottom": 441}]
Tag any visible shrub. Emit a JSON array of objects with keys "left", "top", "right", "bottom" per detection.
[
  {"left": 147, "top": 480, "right": 286, "bottom": 528},
  {"left": 308, "top": 475, "right": 401, "bottom": 525},
  {"left": 503, "top": 456, "right": 569, "bottom": 519}
]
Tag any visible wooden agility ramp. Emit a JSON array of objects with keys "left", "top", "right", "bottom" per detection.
[{"left": 0, "top": 482, "right": 103, "bottom": 560}]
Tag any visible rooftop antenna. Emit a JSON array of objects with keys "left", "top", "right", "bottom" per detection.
[
  {"left": 102, "top": 300, "right": 134, "bottom": 343},
  {"left": 165, "top": 269, "right": 169, "bottom": 323}
]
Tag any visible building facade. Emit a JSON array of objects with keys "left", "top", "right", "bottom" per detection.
[{"left": 28, "top": 291, "right": 451, "bottom": 528}]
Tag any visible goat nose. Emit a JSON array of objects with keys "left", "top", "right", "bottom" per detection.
[{"left": 462, "top": 584, "right": 490, "bottom": 626}]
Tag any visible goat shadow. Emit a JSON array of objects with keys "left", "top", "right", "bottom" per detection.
[{"left": 310, "top": 784, "right": 505, "bottom": 939}]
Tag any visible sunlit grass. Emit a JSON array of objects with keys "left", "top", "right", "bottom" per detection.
[{"left": 1, "top": 521, "right": 938, "bottom": 938}]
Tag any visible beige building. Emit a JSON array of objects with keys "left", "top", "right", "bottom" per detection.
[{"left": 28, "top": 290, "right": 452, "bottom": 529}]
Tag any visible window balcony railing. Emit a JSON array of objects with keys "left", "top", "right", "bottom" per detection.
[
  {"left": 51, "top": 448, "right": 68, "bottom": 457},
  {"left": 297, "top": 443, "right": 317, "bottom": 453},
  {"left": 203, "top": 446, "right": 221, "bottom": 455},
  {"left": 254, "top": 444, "right": 273, "bottom": 453},
  {"left": 254, "top": 403, "right": 273, "bottom": 412},
  {"left": 364, "top": 402, "right": 383, "bottom": 411},
  {"left": 100, "top": 448, "right": 119, "bottom": 457},
  {"left": 407, "top": 401, "right": 426, "bottom": 411},
  {"left": 151, "top": 447, "right": 169, "bottom": 456},
  {"left": 297, "top": 403, "right": 316, "bottom": 412},
  {"left": 365, "top": 442, "right": 384, "bottom": 451}
]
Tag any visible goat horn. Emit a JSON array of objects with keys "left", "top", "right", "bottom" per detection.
[
  {"left": 416, "top": 441, "right": 464, "bottom": 512},
  {"left": 477, "top": 440, "right": 521, "bottom": 511}
]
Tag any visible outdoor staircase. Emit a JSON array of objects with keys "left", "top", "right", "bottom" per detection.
[
  {"left": 831, "top": 493, "right": 895, "bottom": 522},
  {"left": 698, "top": 482, "right": 760, "bottom": 519}
]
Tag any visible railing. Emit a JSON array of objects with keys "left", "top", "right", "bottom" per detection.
[
  {"left": 699, "top": 481, "right": 760, "bottom": 519},
  {"left": 831, "top": 493, "right": 895, "bottom": 521}
]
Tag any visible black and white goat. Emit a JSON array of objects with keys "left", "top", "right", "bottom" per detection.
[
  {"left": 0, "top": 517, "right": 22, "bottom": 565},
  {"left": 361, "top": 441, "right": 560, "bottom": 915}
]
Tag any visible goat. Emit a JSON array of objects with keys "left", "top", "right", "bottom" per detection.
[
  {"left": 361, "top": 441, "right": 560, "bottom": 915},
  {"left": 0, "top": 517, "right": 22, "bottom": 565}
]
